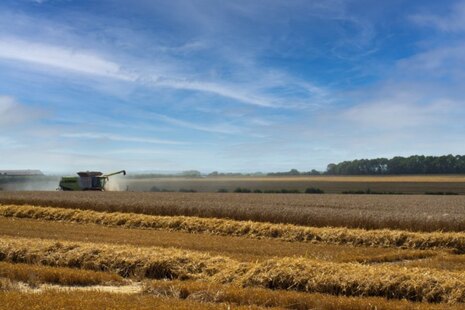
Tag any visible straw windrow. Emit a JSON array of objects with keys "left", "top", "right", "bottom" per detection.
[
  {"left": 1, "top": 204, "right": 465, "bottom": 252},
  {"left": 0, "top": 236, "right": 464, "bottom": 303}
]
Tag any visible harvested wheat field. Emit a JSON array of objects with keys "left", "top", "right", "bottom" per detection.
[
  {"left": 1, "top": 192, "right": 465, "bottom": 309},
  {"left": 1, "top": 191, "right": 465, "bottom": 231}
]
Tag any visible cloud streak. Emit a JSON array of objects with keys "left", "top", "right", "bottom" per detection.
[
  {"left": 146, "top": 112, "right": 242, "bottom": 134},
  {"left": 0, "top": 36, "right": 316, "bottom": 109},
  {"left": 0, "top": 38, "right": 133, "bottom": 81},
  {"left": 410, "top": 1, "right": 465, "bottom": 32},
  {"left": 61, "top": 132, "right": 187, "bottom": 145}
]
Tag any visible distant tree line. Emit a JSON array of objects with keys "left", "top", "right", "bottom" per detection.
[
  {"left": 130, "top": 154, "right": 465, "bottom": 178},
  {"left": 208, "top": 171, "right": 265, "bottom": 177},
  {"left": 267, "top": 169, "right": 321, "bottom": 176},
  {"left": 326, "top": 155, "right": 465, "bottom": 175}
]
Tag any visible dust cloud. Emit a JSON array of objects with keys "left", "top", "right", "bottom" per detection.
[
  {"left": 104, "top": 175, "right": 129, "bottom": 191},
  {"left": 0, "top": 177, "right": 60, "bottom": 191}
]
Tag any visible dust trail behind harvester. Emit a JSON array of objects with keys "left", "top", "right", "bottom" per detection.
[
  {"left": 104, "top": 174, "right": 129, "bottom": 191},
  {"left": 0, "top": 177, "right": 60, "bottom": 191}
]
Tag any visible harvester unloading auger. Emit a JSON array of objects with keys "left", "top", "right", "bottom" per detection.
[{"left": 59, "top": 170, "right": 126, "bottom": 191}]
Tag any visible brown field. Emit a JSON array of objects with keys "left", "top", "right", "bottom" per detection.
[
  {"left": 1, "top": 191, "right": 465, "bottom": 231},
  {"left": 136, "top": 175, "right": 465, "bottom": 183},
  {"left": 0, "top": 261, "right": 123, "bottom": 286},
  {"left": 2, "top": 204, "right": 465, "bottom": 252},
  {"left": 143, "top": 280, "right": 465, "bottom": 310},
  {"left": 1, "top": 190, "right": 465, "bottom": 308},
  {"left": 0, "top": 291, "right": 268, "bottom": 310},
  {"left": 1, "top": 236, "right": 465, "bottom": 303},
  {"left": 123, "top": 174, "right": 465, "bottom": 194},
  {"left": 3, "top": 174, "right": 465, "bottom": 193},
  {"left": 399, "top": 252, "right": 465, "bottom": 271},
  {"left": 0, "top": 216, "right": 443, "bottom": 264},
  {"left": 5, "top": 289, "right": 464, "bottom": 310}
]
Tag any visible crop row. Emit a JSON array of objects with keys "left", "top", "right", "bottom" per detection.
[
  {"left": 1, "top": 191, "right": 465, "bottom": 231},
  {"left": 0, "top": 215, "right": 441, "bottom": 266},
  {"left": 144, "top": 280, "right": 464, "bottom": 310},
  {"left": 2, "top": 204, "right": 465, "bottom": 252},
  {"left": 0, "top": 261, "right": 123, "bottom": 287},
  {"left": 0, "top": 290, "right": 246, "bottom": 310},
  {"left": 0, "top": 236, "right": 464, "bottom": 303},
  {"left": 1, "top": 275, "right": 462, "bottom": 309},
  {"left": 2, "top": 285, "right": 463, "bottom": 310}
]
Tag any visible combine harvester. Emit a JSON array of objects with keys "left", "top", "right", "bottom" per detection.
[{"left": 59, "top": 170, "right": 126, "bottom": 191}]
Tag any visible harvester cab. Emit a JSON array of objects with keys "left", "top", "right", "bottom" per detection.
[{"left": 59, "top": 170, "right": 126, "bottom": 191}]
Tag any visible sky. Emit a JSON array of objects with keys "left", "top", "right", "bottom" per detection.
[{"left": 1, "top": 0, "right": 465, "bottom": 173}]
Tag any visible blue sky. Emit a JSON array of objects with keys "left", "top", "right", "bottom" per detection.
[{"left": 1, "top": 0, "right": 465, "bottom": 173}]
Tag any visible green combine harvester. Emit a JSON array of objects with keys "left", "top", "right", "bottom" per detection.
[{"left": 59, "top": 170, "right": 126, "bottom": 191}]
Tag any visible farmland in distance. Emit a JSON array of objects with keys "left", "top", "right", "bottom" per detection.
[
  {"left": 123, "top": 174, "right": 465, "bottom": 194},
  {"left": 3, "top": 174, "right": 465, "bottom": 194}
]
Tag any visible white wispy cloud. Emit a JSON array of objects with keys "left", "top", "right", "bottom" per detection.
[
  {"left": 0, "top": 3, "right": 333, "bottom": 111},
  {"left": 0, "top": 36, "right": 301, "bottom": 108},
  {"left": 61, "top": 132, "right": 187, "bottom": 145},
  {"left": 410, "top": 1, "right": 465, "bottom": 32},
  {"left": 0, "top": 37, "right": 134, "bottom": 81},
  {"left": 146, "top": 112, "right": 242, "bottom": 134},
  {"left": 153, "top": 78, "right": 283, "bottom": 108},
  {"left": 396, "top": 44, "right": 465, "bottom": 80}
]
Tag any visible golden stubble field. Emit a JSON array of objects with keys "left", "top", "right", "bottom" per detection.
[{"left": 0, "top": 191, "right": 465, "bottom": 309}]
